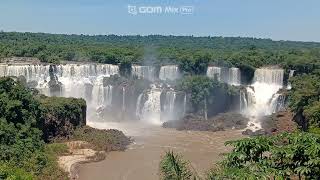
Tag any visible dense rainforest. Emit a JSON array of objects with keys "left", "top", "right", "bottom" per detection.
[
  {"left": 1, "top": 31, "right": 320, "bottom": 75},
  {"left": 1, "top": 32, "right": 320, "bottom": 179}
]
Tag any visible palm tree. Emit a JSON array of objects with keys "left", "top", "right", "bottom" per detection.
[{"left": 160, "top": 151, "right": 194, "bottom": 180}]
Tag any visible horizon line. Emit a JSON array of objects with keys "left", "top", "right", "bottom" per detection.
[{"left": 2, "top": 30, "right": 320, "bottom": 44}]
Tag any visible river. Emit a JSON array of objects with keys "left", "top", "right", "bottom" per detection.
[{"left": 77, "top": 122, "right": 244, "bottom": 180}]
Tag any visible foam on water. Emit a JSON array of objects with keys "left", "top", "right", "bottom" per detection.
[{"left": 242, "top": 68, "right": 284, "bottom": 130}]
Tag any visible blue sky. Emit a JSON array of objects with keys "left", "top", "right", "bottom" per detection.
[{"left": 0, "top": 0, "right": 319, "bottom": 42}]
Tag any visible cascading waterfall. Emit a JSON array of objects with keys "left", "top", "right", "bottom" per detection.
[
  {"left": 0, "top": 64, "right": 51, "bottom": 90},
  {"left": 1, "top": 63, "right": 291, "bottom": 129},
  {"left": 136, "top": 86, "right": 185, "bottom": 123},
  {"left": 140, "top": 85, "right": 162, "bottom": 125},
  {"left": 135, "top": 93, "right": 143, "bottom": 119},
  {"left": 91, "top": 76, "right": 106, "bottom": 108},
  {"left": 0, "top": 63, "right": 184, "bottom": 125},
  {"left": 183, "top": 93, "right": 187, "bottom": 116},
  {"left": 122, "top": 87, "right": 126, "bottom": 112},
  {"left": 104, "top": 85, "right": 113, "bottom": 106},
  {"left": 229, "top": 68, "right": 241, "bottom": 86},
  {"left": 162, "top": 91, "right": 177, "bottom": 121},
  {"left": 132, "top": 65, "right": 155, "bottom": 81},
  {"left": 239, "top": 89, "right": 248, "bottom": 111},
  {"left": 55, "top": 64, "right": 118, "bottom": 100},
  {"left": 269, "top": 93, "right": 287, "bottom": 113},
  {"left": 242, "top": 68, "right": 284, "bottom": 130},
  {"left": 287, "top": 70, "right": 295, "bottom": 89},
  {"left": 159, "top": 65, "right": 180, "bottom": 81},
  {"left": 207, "top": 66, "right": 241, "bottom": 85},
  {"left": 0, "top": 64, "right": 119, "bottom": 120},
  {"left": 91, "top": 77, "right": 113, "bottom": 109},
  {"left": 207, "top": 67, "right": 221, "bottom": 81}
]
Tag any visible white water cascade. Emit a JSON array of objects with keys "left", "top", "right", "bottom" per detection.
[
  {"left": 0, "top": 64, "right": 51, "bottom": 90},
  {"left": 229, "top": 68, "right": 241, "bottom": 86},
  {"left": 243, "top": 68, "right": 284, "bottom": 130},
  {"left": 135, "top": 93, "right": 143, "bottom": 119},
  {"left": 207, "top": 66, "right": 241, "bottom": 85},
  {"left": 159, "top": 65, "right": 180, "bottom": 81},
  {"left": 162, "top": 91, "right": 177, "bottom": 121},
  {"left": 287, "top": 70, "right": 295, "bottom": 89},
  {"left": 132, "top": 65, "right": 155, "bottom": 81},
  {"left": 140, "top": 85, "right": 162, "bottom": 125},
  {"left": 206, "top": 67, "right": 221, "bottom": 81},
  {"left": 0, "top": 64, "right": 119, "bottom": 120}
]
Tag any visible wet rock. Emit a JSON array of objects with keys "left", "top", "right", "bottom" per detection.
[
  {"left": 261, "top": 110, "right": 297, "bottom": 135},
  {"left": 27, "top": 80, "right": 38, "bottom": 88},
  {"left": 163, "top": 112, "right": 248, "bottom": 132},
  {"left": 242, "top": 129, "right": 269, "bottom": 136}
]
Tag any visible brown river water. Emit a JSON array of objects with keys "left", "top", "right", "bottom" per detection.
[{"left": 78, "top": 122, "right": 244, "bottom": 180}]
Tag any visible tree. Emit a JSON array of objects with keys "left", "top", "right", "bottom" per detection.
[{"left": 160, "top": 151, "right": 194, "bottom": 180}]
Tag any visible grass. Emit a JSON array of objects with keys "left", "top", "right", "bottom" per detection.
[{"left": 37, "top": 143, "right": 69, "bottom": 180}]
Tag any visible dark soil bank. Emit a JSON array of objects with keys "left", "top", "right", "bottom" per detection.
[
  {"left": 163, "top": 112, "right": 249, "bottom": 132},
  {"left": 243, "top": 110, "right": 297, "bottom": 136}
]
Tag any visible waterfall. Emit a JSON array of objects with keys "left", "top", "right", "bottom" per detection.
[
  {"left": 287, "top": 70, "right": 295, "bottom": 89},
  {"left": 91, "top": 76, "right": 106, "bottom": 108},
  {"left": 159, "top": 65, "right": 180, "bottom": 81},
  {"left": 207, "top": 67, "right": 221, "bottom": 81},
  {"left": 207, "top": 66, "right": 241, "bottom": 85},
  {"left": 122, "top": 87, "right": 126, "bottom": 112},
  {"left": 269, "top": 93, "right": 287, "bottom": 113},
  {"left": 140, "top": 85, "right": 162, "bottom": 125},
  {"left": 228, "top": 68, "right": 241, "bottom": 85},
  {"left": 0, "top": 64, "right": 119, "bottom": 120},
  {"left": 5, "top": 64, "right": 50, "bottom": 81},
  {"left": 183, "top": 93, "right": 187, "bottom": 116},
  {"left": 269, "top": 94, "right": 281, "bottom": 114},
  {"left": 239, "top": 89, "right": 248, "bottom": 112},
  {"left": 253, "top": 68, "right": 284, "bottom": 86},
  {"left": 136, "top": 93, "right": 143, "bottom": 119},
  {"left": 91, "top": 76, "right": 113, "bottom": 109},
  {"left": 162, "top": 91, "right": 177, "bottom": 121},
  {"left": 0, "top": 64, "right": 51, "bottom": 95},
  {"left": 132, "top": 65, "right": 155, "bottom": 81},
  {"left": 242, "top": 68, "right": 284, "bottom": 130},
  {"left": 104, "top": 85, "right": 113, "bottom": 106}
]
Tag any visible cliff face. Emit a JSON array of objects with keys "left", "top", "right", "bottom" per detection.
[{"left": 38, "top": 96, "right": 87, "bottom": 142}]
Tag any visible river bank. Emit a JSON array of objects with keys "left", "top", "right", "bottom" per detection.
[{"left": 76, "top": 122, "right": 245, "bottom": 180}]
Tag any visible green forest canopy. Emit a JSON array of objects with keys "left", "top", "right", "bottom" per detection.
[{"left": 0, "top": 32, "right": 320, "bottom": 72}]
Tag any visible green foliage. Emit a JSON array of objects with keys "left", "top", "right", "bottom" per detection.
[
  {"left": 38, "top": 96, "right": 86, "bottom": 142},
  {"left": 177, "top": 52, "right": 210, "bottom": 75},
  {"left": 178, "top": 76, "right": 238, "bottom": 112},
  {"left": 0, "top": 163, "right": 34, "bottom": 180},
  {"left": 162, "top": 133, "right": 320, "bottom": 180},
  {"left": 289, "top": 74, "right": 320, "bottom": 130},
  {"left": 0, "top": 77, "right": 46, "bottom": 176},
  {"left": 160, "top": 151, "right": 194, "bottom": 180},
  {"left": 38, "top": 143, "right": 69, "bottom": 180},
  {"left": 72, "top": 126, "right": 131, "bottom": 152},
  {"left": 1, "top": 32, "right": 320, "bottom": 72},
  {"left": 0, "top": 77, "right": 86, "bottom": 179},
  {"left": 119, "top": 58, "right": 132, "bottom": 77},
  {"left": 212, "top": 132, "right": 320, "bottom": 179}
]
